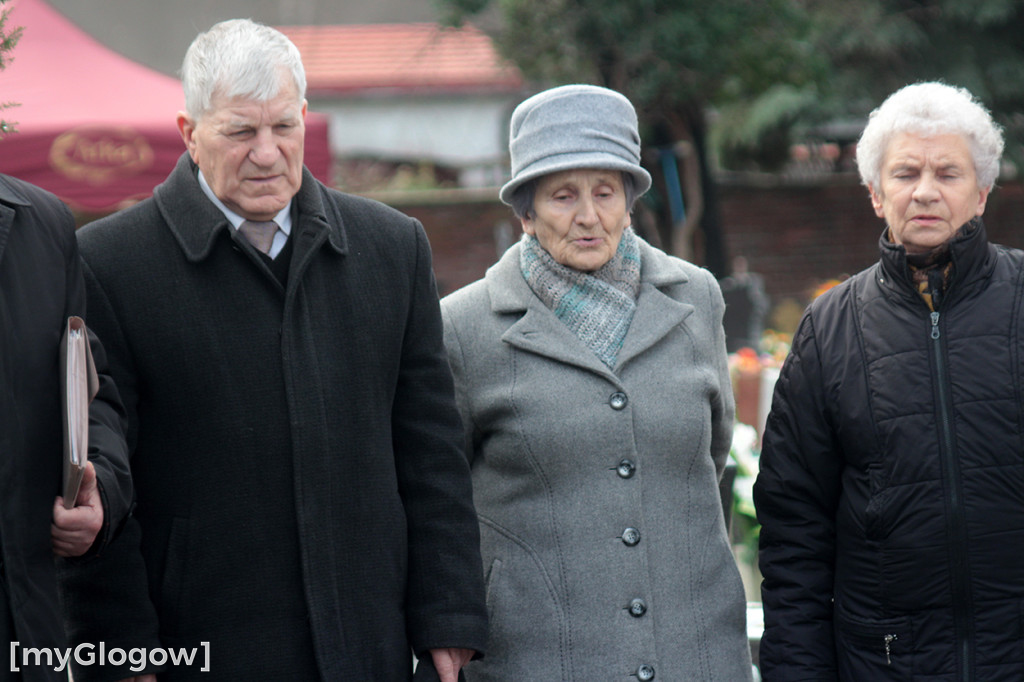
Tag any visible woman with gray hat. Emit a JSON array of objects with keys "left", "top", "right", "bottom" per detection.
[{"left": 441, "top": 84, "right": 752, "bottom": 681}]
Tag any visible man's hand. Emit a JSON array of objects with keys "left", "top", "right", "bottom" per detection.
[
  {"left": 430, "top": 647, "right": 474, "bottom": 682},
  {"left": 52, "top": 461, "right": 104, "bottom": 557}
]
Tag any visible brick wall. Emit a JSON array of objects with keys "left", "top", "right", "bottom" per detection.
[
  {"left": 718, "top": 178, "right": 1024, "bottom": 304},
  {"left": 384, "top": 178, "right": 1024, "bottom": 308}
]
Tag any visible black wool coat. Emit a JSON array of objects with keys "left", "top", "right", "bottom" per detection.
[
  {"left": 0, "top": 175, "right": 131, "bottom": 682},
  {"left": 59, "top": 154, "right": 487, "bottom": 681},
  {"left": 755, "top": 220, "right": 1024, "bottom": 681}
]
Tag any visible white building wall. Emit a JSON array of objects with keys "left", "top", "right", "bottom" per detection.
[{"left": 317, "top": 95, "right": 516, "bottom": 175}]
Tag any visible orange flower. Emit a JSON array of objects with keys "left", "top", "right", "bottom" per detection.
[{"left": 812, "top": 279, "right": 842, "bottom": 300}]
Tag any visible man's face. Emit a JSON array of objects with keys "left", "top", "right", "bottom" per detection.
[
  {"left": 178, "top": 78, "right": 306, "bottom": 221},
  {"left": 869, "top": 132, "right": 988, "bottom": 254}
]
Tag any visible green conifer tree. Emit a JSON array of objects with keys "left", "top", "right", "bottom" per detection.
[{"left": 0, "top": 0, "right": 23, "bottom": 137}]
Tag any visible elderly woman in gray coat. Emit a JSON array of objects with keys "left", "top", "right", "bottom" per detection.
[{"left": 441, "top": 84, "right": 752, "bottom": 681}]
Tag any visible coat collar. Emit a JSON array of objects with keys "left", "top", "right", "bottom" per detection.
[
  {"left": 0, "top": 174, "right": 32, "bottom": 208},
  {"left": 154, "top": 153, "right": 346, "bottom": 263},
  {"left": 877, "top": 218, "right": 996, "bottom": 305},
  {"left": 0, "top": 175, "right": 31, "bottom": 266},
  {"left": 487, "top": 237, "right": 695, "bottom": 375}
]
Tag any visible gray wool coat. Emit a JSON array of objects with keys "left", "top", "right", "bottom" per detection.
[{"left": 441, "top": 239, "right": 752, "bottom": 681}]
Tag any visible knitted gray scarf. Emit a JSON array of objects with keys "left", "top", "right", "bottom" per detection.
[{"left": 520, "top": 227, "right": 642, "bottom": 368}]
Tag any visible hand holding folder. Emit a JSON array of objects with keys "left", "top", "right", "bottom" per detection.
[{"left": 60, "top": 316, "right": 100, "bottom": 509}]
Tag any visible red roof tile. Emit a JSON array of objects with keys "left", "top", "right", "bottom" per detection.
[{"left": 279, "top": 23, "right": 524, "bottom": 95}]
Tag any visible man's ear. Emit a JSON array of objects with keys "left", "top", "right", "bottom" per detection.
[{"left": 177, "top": 111, "right": 198, "bottom": 159}]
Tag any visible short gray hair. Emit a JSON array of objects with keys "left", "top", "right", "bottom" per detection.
[
  {"left": 856, "top": 81, "right": 1004, "bottom": 191},
  {"left": 182, "top": 19, "right": 307, "bottom": 120},
  {"left": 509, "top": 171, "right": 640, "bottom": 221}
]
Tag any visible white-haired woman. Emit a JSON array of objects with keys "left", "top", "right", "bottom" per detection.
[
  {"left": 441, "top": 84, "right": 753, "bottom": 681},
  {"left": 755, "top": 82, "right": 1024, "bottom": 680}
]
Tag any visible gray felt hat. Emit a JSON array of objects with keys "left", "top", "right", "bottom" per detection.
[{"left": 499, "top": 84, "right": 652, "bottom": 205}]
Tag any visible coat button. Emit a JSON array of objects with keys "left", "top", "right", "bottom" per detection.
[
  {"left": 616, "top": 459, "right": 636, "bottom": 478},
  {"left": 636, "top": 664, "right": 655, "bottom": 680},
  {"left": 609, "top": 392, "right": 628, "bottom": 410},
  {"left": 628, "top": 598, "right": 647, "bottom": 617},
  {"left": 622, "top": 527, "right": 641, "bottom": 546}
]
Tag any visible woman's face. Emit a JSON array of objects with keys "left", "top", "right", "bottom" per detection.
[
  {"left": 523, "top": 168, "right": 631, "bottom": 271},
  {"left": 869, "top": 132, "right": 989, "bottom": 254}
]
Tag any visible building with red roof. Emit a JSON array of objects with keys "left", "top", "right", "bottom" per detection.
[{"left": 279, "top": 22, "right": 527, "bottom": 190}]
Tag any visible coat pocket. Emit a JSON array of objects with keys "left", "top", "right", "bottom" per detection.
[
  {"left": 835, "top": 609, "right": 912, "bottom": 680},
  {"left": 864, "top": 463, "right": 896, "bottom": 540},
  {"left": 484, "top": 557, "right": 503, "bottom": 618}
]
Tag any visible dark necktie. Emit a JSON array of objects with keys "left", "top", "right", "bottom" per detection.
[{"left": 238, "top": 220, "right": 278, "bottom": 254}]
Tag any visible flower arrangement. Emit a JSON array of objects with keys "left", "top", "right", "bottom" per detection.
[
  {"left": 729, "top": 421, "right": 761, "bottom": 563},
  {"left": 726, "top": 329, "right": 792, "bottom": 577}
]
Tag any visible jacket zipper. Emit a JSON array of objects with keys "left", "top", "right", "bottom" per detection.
[{"left": 929, "top": 307, "right": 974, "bottom": 682}]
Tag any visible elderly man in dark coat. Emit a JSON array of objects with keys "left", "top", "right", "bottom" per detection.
[
  {"left": 0, "top": 174, "right": 131, "bottom": 682},
  {"left": 58, "top": 19, "right": 487, "bottom": 682}
]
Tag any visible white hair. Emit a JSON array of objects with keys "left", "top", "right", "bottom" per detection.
[
  {"left": 182, "top": 18, "right": 306, "bottom": 120},
  {"left": 856, "top": 81, "right": 1004, "bottom": 191}
]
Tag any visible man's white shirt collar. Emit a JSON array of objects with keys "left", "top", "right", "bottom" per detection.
[{"left": 198, "top": 169, "right": 292, "bottom": 259}]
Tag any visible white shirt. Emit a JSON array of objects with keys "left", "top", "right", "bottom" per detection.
[{"left": 198, "top": 170, "right": 292, "bottom": 259}]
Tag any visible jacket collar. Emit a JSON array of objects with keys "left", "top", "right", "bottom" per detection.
[
  {"left": 154, "top": 153, "right": 345, "bottom": 263},
  {"left": 0, "top": 175, "right": 31, "bottom": 265},
  {"left": 486, "top": 236, "right": 691, "bottom": 311},
  {"left": 486, "top": 237, "right": 695, "bottom": 376},
  {"left": 878, "top": 218, "right": 995, "bottom": 303},
  {"left": 0, "top": 175, "right": 32, "bottom": 208}
]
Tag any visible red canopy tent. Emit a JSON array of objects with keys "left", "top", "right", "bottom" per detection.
[{"left": 0, "top": 0, "right": 331, "bottom": 213}]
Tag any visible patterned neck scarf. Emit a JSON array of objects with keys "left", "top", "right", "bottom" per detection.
[
  {"left": 893, "top": 225, "right": 959, "bottom": 311},
  {"left": 520, "top": 227, "right": 642, "bottom": 368}
]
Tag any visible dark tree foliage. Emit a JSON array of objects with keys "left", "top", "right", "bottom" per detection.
[
  {"left": 436, "top": 0, "right": 826, "bottom": 273},
  {"left": 803, "top": 0, "right": 1024, "bottom": 174},
  {"left": 435, "top": 0, "right": 1024, "bottom": 269}
]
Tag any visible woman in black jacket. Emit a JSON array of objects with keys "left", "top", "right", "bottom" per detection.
[{"left": 755, "top": 82, "right": 1024, "bottom": 680}]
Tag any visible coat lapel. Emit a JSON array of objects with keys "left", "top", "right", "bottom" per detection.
[
  {"left": 284, "top": 168, "right": 342, "bottom": 294},
  {"left": 0, "top": 176, "right": 30, "bottom": 267},
  {"left": 615, "top": 283, "right": 694, "bottom": 368},
  {"left": 153, "top": 155, "right": 344, "bottom": 301},
  {"left": 488, "top": 239, "right": 696, "bottom": 378},
  {"left": 154, "top": 154, "right": 343, "bottom": 274},
  {"left": 502, "top": 304, "right": 614, "bottom": 377},
  {"left": 616, "top": 241, "right": 695, "bottom": 367},
  {"left": 154, "top": 154, "right": 234, "bottom": 262},
  {"left": 489, "top": 243, "right": 614, "bottom": 378}
]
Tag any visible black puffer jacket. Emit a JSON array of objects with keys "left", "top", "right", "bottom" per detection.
[{"left": 755, "top": 220, "right": 1024, "bottom": 681}]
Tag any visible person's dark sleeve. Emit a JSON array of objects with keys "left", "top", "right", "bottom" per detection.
[
  {"left": 62, "top": 211, "right": 132, "bottom": 555},
  {"left": 58, "top": 252, "right": 164, "bottom": 682},
  {"left": 82, "top": 326, "right": 132, "bottom": 554},
  {"left": 392, "top": 221, "right": 488, "bottom": 658},
  {"left": 753, "top": 309, "right": 843, "bottom": 679}
]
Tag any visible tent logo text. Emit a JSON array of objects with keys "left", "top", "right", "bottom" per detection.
[{"left": 49, "top": 126, "right": 154, "bottom": 185}]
